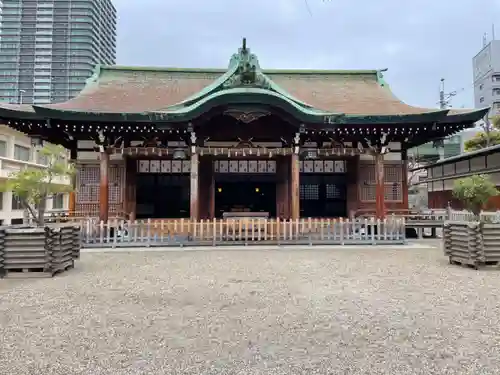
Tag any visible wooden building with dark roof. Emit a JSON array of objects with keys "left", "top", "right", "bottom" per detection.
[
  {"left": 0, "top": 39, "right": 488, "bottom": 222},
  {"left": 421, "top": 143, "right": 500, "bottom": 210}
]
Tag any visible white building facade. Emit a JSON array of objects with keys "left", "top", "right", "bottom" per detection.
[{"left": 0, "top": 125, "right": 70, "bottom": 224}]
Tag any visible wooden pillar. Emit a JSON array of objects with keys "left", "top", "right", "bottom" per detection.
[
  {"left": 345, "top": 156, "right": 359, "bottom": 218},
  {"left": 290, "top": 153, "right": 300, "bottom": 220},
  {"left": 209, "top": 164, "right": 215, "bottom": 219},
  {"left": 125, "top": 157, "right": 137, "bottom": 221},
  {"left": 276, "top": 156, "right": 289, "bottom": 218},
  {"left": 68, "top": 146, "right": 77, "bottom": 216},
  {"left": 190, "top": 152, "right": 199, "bottom": 221},
  {"left": 99, "top": 150, "right": 109, "bottom": 222},
  {"left": 374, "top": 152, "right": 385, "bottom": 220},
  {"left": 401, "top": 149, "right": 409, "bottom": 210},
  {"left": 198, "top": 156, "right": 213, "bottom": 219}
]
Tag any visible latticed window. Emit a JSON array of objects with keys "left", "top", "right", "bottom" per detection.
[
  {"left": 385, "top": 183, "right": 402, "bottom": 201},
  {"left": 76, "top": 165, "right": 99, "bottom": 203},
  {"left": 109, "top": 166, "right": 124, "bottom": 203},
  {"left": 300, "top": 184, "right": 319, "bottom": 200},
  {"left": 360, "top": 184, "right": 376, "bottom": 201},
  {"left": 326, "top": 184, "right": 343, "bottom": 199},
  {"left": 359, "top": 163, "right": 403, "bottom": 202}
]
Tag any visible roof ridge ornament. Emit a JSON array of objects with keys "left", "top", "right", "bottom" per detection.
[{"left": 223, "top": 38, "right": 269, "bottom": 89}]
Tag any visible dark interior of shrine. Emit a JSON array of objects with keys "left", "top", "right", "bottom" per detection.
[
  {"left": 134, "top": 172, "right": 348, "bottom": 219},
  {"left": 136, "top": 174, "right": 190, "bottom": 219},
  {"left": 214, "top": 173, "right": 276, "bottom": 218}
]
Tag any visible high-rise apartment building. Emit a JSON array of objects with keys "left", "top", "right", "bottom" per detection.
[
  {"left": 473, "top": 39, "right": 500, "bottom": 116},
  {"left": 0, "top": 0, "right": 116, "bottom": 104}
]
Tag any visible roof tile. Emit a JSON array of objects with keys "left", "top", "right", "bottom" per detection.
[{"left": 20, "top": 66, "right": 468, "bottom": 116}]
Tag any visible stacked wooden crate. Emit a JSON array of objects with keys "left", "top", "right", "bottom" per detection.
[
  {"left": 0, "top": 230, "right": 4, "bottom": 277},
  {"left": 444, "top": 221, "right": 498, "bottom": 269},
  {"left": 2, "top": 227, "right": 54, "bottom": 278},
  {"left": 479, "top": 223, "right": 500, "bottom": 265},
  {"left": 0, "top": 225, "right": 81, "bottom": 279},
  {"left": 72, "top": 226, "right": 81, "bottom": 259},
  {"left": 48, "top": 227, "right": 75, "bottom": 274}
]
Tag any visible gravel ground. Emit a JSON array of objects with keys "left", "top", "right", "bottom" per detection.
[{"left": 1, "top": 246, "right": 500, "bottom": 375}]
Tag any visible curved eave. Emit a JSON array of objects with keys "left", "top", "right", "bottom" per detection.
[
  {"left": 439, "top": 108, "right": 489, "bottom": 124},
  {"left": 149, "top": 87, "right": 339, "bottom": 125},
  {"left": 319, "top": 110, "right": 450, "bottom": 127},
  {"left": 0, "top": 107, "right": 41, "bottom": 120},
  {"left": 31, "top": 106, "right": 169, "bottom": 123}
]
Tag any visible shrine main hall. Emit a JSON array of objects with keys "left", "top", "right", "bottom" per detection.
[{"left": 0, "top": 40, "right": 487, "bottom": 222}]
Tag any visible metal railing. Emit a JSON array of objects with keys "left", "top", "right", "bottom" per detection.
[{"left": 79, "top": 217, "right": 407, "bottom": 248}]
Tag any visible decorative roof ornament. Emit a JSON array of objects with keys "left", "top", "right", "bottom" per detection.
[{"left": 223, "top": 38, "right": 270, "bottom": 89}]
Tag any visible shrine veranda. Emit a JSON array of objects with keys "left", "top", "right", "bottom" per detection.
[{"left": 0, "top": 40, "right": 487, "bottom": 222}]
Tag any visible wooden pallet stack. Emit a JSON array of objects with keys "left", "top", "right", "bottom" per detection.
[
  {"left": 0, "top": 230, "right": 4, "bottom": 277},
  {"left": 47, "top": 227, "right": 75, "bottom": 275},
  {"left": 2, "top": 227, "right": 54, "bottom": 278},
  {"left": 0, "top": 225, "right": 79, "bottom": 279},
  {"left": 72, "top": 226, "right": 81, "bottom": 259},
  {"left": 445, "top": 222, "right": 481, "bottom": 268},
  {"left": 479, "top": 223, "right": 500, "bottom": 265},
  {"left": 442, "top": 222, "right": 452, "bottom": 257},
  {"left": 444, "top": 221, "right": 499, "bottom": 269}
]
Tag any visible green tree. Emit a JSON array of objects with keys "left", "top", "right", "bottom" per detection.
[
  {"left": 452, "top": 174, "right": 499, "bottom": 214},
  {"left": 464, "top": 116, "right": 500, "bottom": 151},
  {"left": 0, "top": 144, "right": 75, "bottom": 226}
]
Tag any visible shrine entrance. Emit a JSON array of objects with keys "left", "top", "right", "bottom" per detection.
[
  {"left": 214, "top": 179, "right": 276, "bottom": 218},
  {"left": 135, "top": 159, "right": 192, "bottom": 219},
  {"left": 299, "top": 174, "right": 347, "bottom": 218},
  {"left": 136, "top": 173, "right": 190, "bottom": 219},
  {"left": 299, "top": 159, "right": 348, "bottom": 218},
  {"left": 213, "top": 159, "right": 277, "bottom": 218}
]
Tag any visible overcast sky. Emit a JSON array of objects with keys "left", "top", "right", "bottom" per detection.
[{"left": 114, "top": 0, "right": 500, "bottom": 109}]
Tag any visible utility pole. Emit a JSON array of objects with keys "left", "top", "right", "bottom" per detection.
[
  {"left": 436, "top": 78, "right": 458, "bottom": 159},
  {"left": 439, "top": 78, "right": 456, "bottom": 109}
]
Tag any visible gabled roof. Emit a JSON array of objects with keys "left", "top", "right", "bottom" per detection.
[{"left": 0, "top": 38, "right": 489, "bottom": 125}]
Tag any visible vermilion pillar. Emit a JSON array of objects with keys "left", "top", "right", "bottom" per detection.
[
  {"left": 374, "top": 152, "right": 385, "bottom": 219},
  {"left": 290, "top": 153, "right": 300, "bottom": 220},
  {"left": 99, "top": 150, "right": 109, "bottom": 222}
]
